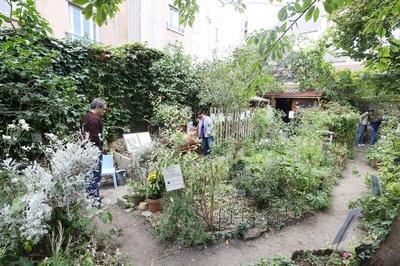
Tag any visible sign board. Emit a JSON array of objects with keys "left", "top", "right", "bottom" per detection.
[
  {"left": 370, "top": 175, "right": 382, "bottom": 197},
  {"left": 288, "top": 111, "right": 295, "bottom": 119},
  {"left": 162, "top": 164, "right": 185, "bottom": 192},
  {"left": 123, "top": 132, "right": 152, "bottom": 155},
  {"left": 332, "top": 208, "right": 362, "bottom": 245}
]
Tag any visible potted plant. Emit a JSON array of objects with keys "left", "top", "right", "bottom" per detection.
[
  {"left": 146, "top": 171, "right": 165, "bottom": 213},
  {"left": 126, "top": 180, "right": 147, "bottom": 206}
]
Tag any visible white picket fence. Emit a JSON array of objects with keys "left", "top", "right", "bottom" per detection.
[{"left": 209, "top": 107, "right": 255, "bottom": 143}]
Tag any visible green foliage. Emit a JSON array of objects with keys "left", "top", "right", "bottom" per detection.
[
  {"left": 151, "top": 103, "right": 192, "bottom": 132},
  {"left": 233, "top": 104, "right": 355, "bottom": 218},
  {"left": 72, "top": 0, "right": 123, "bottom": 26},
  {"left": 300, "top": 102, "right": 359, "bottom": 148},
  {"left": 149, "top": 44, "right": 200, "bottom": 107},
  {"left": 352, "top": 117, "right": 400, "bottom": 244},
  {"left": 331, "top": 0, "right": 400, "bottom": 71},
  {"left": 0, "top": 29, "right": 201, "bottom": 153},
  {"left": 251, "top": 106, "right": 279, "bottom": 142},
  {"left": 250, "top": 255, "right": 296, "bottom": 266},
  {"left": 0, "top": 0, "right": 52, "bottom": 35},
  {"left": 196, "top": 47, "right": 273, "bottom": 109},
  {"left": 155, "top": 194, "right": 212, "bottom": 247}
]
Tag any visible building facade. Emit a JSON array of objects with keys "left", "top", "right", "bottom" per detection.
[{"left": 0, "top": 0, "right": 246, "bottom": 60}]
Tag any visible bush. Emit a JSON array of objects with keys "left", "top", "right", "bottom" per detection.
[
  {"left": 0, "top": 131, "right": 122, "bottom": 264},
  {"left": 0, "top": 28, "right": 199, "bottom": 159},
  {"left": 352, "top": 116, "right": 400, "bottom": 245},
  {"left": 155, "top": 195, "right": 212, "bottom": 247}
]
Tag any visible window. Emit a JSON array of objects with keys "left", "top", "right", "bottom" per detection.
[
  {"left": 68, "top": 4, "right": 100, "bottom": 42},
  {"left": 0, "top": 0, "right": 11, "bottom": 16},
  {"left": 167, "top": 5, "right": 184, "bottom": 34}
]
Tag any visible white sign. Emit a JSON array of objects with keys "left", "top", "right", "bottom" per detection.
[
  {"left": 162, "top": 164, "right": 185, "bottom": 191},
  {"left": 123, "top": 132, "right": 152, "bottom": 154},
  {"left": 288, "top": 111, "right": 295, "bottom": 119}
]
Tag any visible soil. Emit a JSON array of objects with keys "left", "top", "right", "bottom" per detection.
[{"left": 99, "top": 146, "right": 376, "bottom": 266}]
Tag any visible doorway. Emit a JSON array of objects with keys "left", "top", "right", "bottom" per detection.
[{"left": 275, "top": 98, "right": 292, "bottom": 122}]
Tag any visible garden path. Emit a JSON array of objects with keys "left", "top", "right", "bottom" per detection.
[{"left": 100, "top": 146, "right": 376, "bottom": 266}]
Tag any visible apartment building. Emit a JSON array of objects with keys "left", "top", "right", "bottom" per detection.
[{"left": 0, "top": 0, "right": 246, "bottom": 60}]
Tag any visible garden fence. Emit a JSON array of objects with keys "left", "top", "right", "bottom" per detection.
[{"left": 209, "top": 107, "right": 255, "bottom": 143}]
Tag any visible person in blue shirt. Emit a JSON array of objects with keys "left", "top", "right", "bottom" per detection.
[{"left": 197, "top": 111, "right": 214, "bottom": 155}]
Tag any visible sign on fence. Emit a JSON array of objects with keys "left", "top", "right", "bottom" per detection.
[
  {"left": 332, "top": 208, "right": 362, "bottom": 245},
  {"left": 162, "top": 164, "right": 185, "bottom": 192}
]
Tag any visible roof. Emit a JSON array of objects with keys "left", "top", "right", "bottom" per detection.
[
  {"left": 250, "top": 96, "right": 270, "bottom": 102},
  {"left": 265, "top": 89, "right": 323, "bottom": 99}
]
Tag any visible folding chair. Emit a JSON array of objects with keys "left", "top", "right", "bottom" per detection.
[{"left": 101, "top": 155, "right": 118, "bottom": 188}]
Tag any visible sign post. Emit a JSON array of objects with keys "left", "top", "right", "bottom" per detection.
[
  {"left": 162, "top": 164, "right": 185, "bottom": 192},
  {"left": 332, "top": 208, "right": 362, "bottom": 246},
  {"left": 370, "top": 175, "right": 382, "bottom": 197}
]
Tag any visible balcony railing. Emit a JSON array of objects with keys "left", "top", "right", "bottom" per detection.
[
  {"left": 166, "top": 22, "right": 184, "bottom": 35},
  {"left": 65, "top": 32, "right": 101, "bottom": 45}
]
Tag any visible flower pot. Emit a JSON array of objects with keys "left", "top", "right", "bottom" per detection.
[{"left": 147, "top": 198, "right": 161, "bottom": 213}]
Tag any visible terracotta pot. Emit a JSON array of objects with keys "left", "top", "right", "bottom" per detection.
[{"left": 147, "top": 198, "right": 161, "bottom": 213}]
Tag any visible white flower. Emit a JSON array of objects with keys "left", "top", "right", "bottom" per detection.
[
  {"left": 2, "top": 135, "right": 11, "bottom": 140},
  {"left": 18, "top": 119, "right": 31, "bottom": 131},
  {"left": 21, "top": 124, "right": 31, "bottom": 131},
  {"left": 3, "top": 158, "right": 13, "bottom": 168},
  {"left": 21, "top": 146, "right": 31, "bottom": 151},
  {"left": 45, "top": 133, "right": 57, "bottom": 141},
  {"left": 11, "top": 178, "right": 18, "bottom": 183},
  {"left": 7, "top": 124, "right": 16, "bottom": 129}
]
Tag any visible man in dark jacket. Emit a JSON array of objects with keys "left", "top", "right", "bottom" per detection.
[
  {"left": 81, "top": 98, "right": 107, "bottom": 207},
  {"left": 369, "top": 114, "right": 383, "bottom": 145}
]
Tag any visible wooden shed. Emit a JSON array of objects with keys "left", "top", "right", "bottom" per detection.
[{"left": 265, "top": 89, "right": 322, "bottom": 122}]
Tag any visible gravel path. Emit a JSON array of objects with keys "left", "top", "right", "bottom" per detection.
[{"left": 101, "top": 146, "right": 376, "bottom": 266}]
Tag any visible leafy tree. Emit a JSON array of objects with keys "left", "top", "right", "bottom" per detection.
[
  {"left": 0, "top": 0, "right": 51, "bottom": 35},
  {"left": 330, "top": 0, "right": 400, "bottom": 71},
  {"left": 196, "top": 47, "right": 273, "bottom": 109},
  {"left": 72, "top": 0, "right": 123, "bottom": 26}
]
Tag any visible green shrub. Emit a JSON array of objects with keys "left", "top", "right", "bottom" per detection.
[
  {"left": 352, "top": 116, "right": 400, "bottom": 245},
  {"left": 155, "top": 195, "right": 212, "bottom": 247},
  {"left": 0, "top": 29, "right": 199, "bottom": 160}
]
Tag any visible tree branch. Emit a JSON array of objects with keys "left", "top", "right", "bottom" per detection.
[{"left": 262, "top": 0, "right": 319, "bottom": 62}]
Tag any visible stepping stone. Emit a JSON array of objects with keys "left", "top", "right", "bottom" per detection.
[
  {"left": 138, "top": 201, "right": 148, "bottom": 211},
  {"left": 141, "top": 211, "right": 153, "bottom": 218},
  {"left": 243, "top": 228, "right": 261, "bottom": 241}
]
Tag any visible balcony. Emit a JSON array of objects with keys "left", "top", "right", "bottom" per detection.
[{"left": 65, "top": 32, "right": 101, "bottom": 45}]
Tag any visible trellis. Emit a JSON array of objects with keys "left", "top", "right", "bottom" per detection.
[{"left": 209, "top": 107, "right": 255, "bottom": 143}]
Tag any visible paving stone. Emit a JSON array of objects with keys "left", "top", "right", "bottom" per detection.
[
  {"left": 138, "top": 201, "right": 148, "bottom": 211},
  {"left": 243, "top": 228, "right": 261, "bottom": 241}
]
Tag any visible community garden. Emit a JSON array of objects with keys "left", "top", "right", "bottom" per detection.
[{"left": 1, "top": 0, "right": 400, "bottom": 265}]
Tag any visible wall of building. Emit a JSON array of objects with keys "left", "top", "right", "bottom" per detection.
[
  {"left": 35, "top": 0, "right": 129, "bottom": 45},
  {"left": 100, "top": 1, "right": 129, "bottom": 46},
  {"left": 35, "top": 0, "right": 69, "bottom": 40}
]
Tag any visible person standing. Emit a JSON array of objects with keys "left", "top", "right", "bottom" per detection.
[
  {"left": 198, "top": 111, "right": 214, "bottom": 155},
  {"left": 355, "top": 109, "right": 371, "bottom": 146},
  {"left": 81, "top": 98, "right": 107, "bottom": 207},
  {"left": 369, "top": 114, "right": 383, "bottom": 145}
]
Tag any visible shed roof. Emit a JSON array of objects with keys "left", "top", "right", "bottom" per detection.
[{"left": 266, "top": 89, "right": 322, "bottom": 99}]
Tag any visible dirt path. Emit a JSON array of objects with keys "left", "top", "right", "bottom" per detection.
[{"left": 101, "top": 146, "right": 376, "bottom": 266}]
